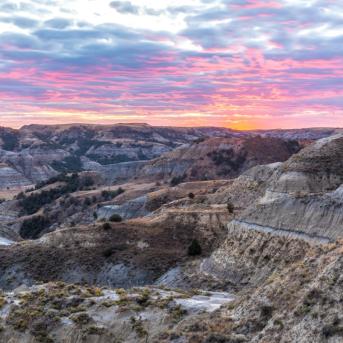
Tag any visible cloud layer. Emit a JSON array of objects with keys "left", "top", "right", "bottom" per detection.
[{"left": 0, "top": 0, "right": 342, "bottom": 129}]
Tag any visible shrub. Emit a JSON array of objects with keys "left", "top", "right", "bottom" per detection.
[
  {"left": 188, "top": 239, "right": 202, "bottom": 256},
  {"left": 19, "top": 173, "right": 96, "bottom": 216},
  {"left": 19, "top": 189, "right": 64, "bottom": 215},
  {"left": 102, "top": 223, "right": 111, "bottom": 230},
  {"left": 136, "top": 289, "right": 151, "bottom": 306},
  {"left": 169, "top": 304, "right": 187, "bottom": 322},
  {"left": 130, "top": 317, "right": 148, "bottom": 338},
  {"left": 103, "top": 248, "right": 113, "bottom": 258},
  {"left": 20, "top": 216, "right": 50, "bottom": 239},
  {"left": 260, "top": 305, "right": 274, "bottom": 319},
  {"left": 274, "top": 319, "right": 284, "bottom": 329},
  {"left": 84, "top": 198, "right": 92, "bottom": 206},
  {"left": 84, "top": 325, "right": 106, "bottom": 335},
  {"left": 19, "top": 174, "right": 79, "bottom": 214},
  {"left": 322, "top": 317, "right": 343, "bottom": 338},
  {"left": 101, "top": 187, "right": 125, "bottom": 201},
  {"left": 188, "top": 192, "right": 195, "bottom": 199},
  {"left": 109, "top": 214, "right": 122, "bottom": 222},
  {"left": 35, "top": 173, "right": 79, "bottom": 191},
  {"left": 82, "top": 176, "right": 94, "bottom": 188},
  {"left": 71, "top": 313, "right": 92, "bottom": 326},
  {"left": 227, "top": 202, "right": 234, "bottom": 214}
]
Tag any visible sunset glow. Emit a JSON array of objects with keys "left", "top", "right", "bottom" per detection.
[{"left": 0, "top": 0, "right": 342, "bottom": 129}]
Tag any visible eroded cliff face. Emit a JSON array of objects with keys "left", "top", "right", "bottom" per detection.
[
  {"left": 138, "top": 136, "right": 300, "bottom": 182},
  {"left": 168, "top": 134, "right": 343, "bottom": 291},
  {"left": 0, "top": 164, "right": 31, "bottom": 191},
  {"left": 0, "top": 148, "right": 66, "bottom": 187},
  {"left": 153, "top": 135, "right": 343, "bottom": 342},
  {"left": 270, "top": 134, "right": 343, "bottom": 194},
  {"left": 206, "top": 162, "right": 281, "bottom": 207},
  {"left": 158, "top": 239, "right": 343, "bottom": 343},
  {"left": 253, "top": 127, "right": 343, "bottom": 141},
  {"left": 235, "top": 134, "right": 343, "bottom": 241}
]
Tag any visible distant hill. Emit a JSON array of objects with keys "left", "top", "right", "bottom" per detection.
[{"left": 0, "top": 124, "right": 338, "bottom": 190}]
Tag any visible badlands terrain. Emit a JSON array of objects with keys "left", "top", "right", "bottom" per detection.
[{"left": 0, "top": 124, "right": 342, "bottom": 342}]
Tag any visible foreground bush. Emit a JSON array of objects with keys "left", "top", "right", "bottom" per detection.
[
  {"left": 109, "top": 214, "right": 122, "bottom": 222},
  {"left": 188, "top": 239, "right": 202, "bottom": 256}
]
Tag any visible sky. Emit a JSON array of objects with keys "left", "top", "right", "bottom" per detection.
[{"left": 0, "top": 0, "right": 342, "bottom": 129}]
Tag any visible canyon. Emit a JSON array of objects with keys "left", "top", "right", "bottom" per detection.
[{"left": 0, "top": 124, "right": 342, "bottom": 342}]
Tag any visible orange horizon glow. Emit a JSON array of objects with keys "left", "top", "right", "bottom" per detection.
[
  {"left": 0, "top": 0, "right": 342, "bottom": 129},
  {"left": 5, "top": 112, "right": 342, "bottom": 131}
]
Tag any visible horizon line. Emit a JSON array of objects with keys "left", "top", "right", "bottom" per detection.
[{"left": 2, "top": 122, "right": 342, "bottom": 131}]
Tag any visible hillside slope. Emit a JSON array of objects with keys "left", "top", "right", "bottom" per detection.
[{"left": 0, "top": 129, "right": 342, "bottom": 342}]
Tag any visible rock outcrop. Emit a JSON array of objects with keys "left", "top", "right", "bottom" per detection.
[
  {"left": 254, "top": 127, "right": 343, "bottom": 141},
  {"left": 236, "top": 134, "right": 343, "bottom": 241},
  {"left": 0, "top": 163, "right": 31, "bottom": 189}
]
